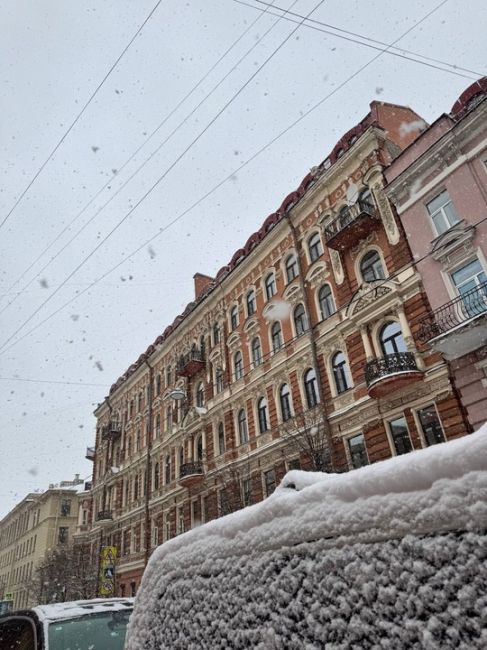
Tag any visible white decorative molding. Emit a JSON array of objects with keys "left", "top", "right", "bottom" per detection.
[
  {"left": 372, "top": 182, "right": 400, "bottom": 245},
  {"left": 329, "top": 249, "right": 344, "bottom": 285}
]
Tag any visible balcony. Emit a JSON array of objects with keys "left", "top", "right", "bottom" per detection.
[
  {"left": 324, "top": 200, "right": 381, "bottom": 251},
  {"left": 176, "top": 349, "right": 205, "bottom": 378},
  {"left": 85, "top": 446, "right": 95, "bottom": 461},
  {"left": 365, "top": 352, "right": 422, "bottom": 399},
  {"left": 101, "top": 421, "right": 122, "bottom": 442},
  {"left": 418, "top": 282, "right": 487, "bottom": 360},
  {"left": 178, "top": 461, "right": 205, "bottom": 488},
  {"left": 96, "top": 510, "right": 113, "bottom": 522}
]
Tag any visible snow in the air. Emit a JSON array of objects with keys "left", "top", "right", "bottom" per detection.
[{"left": 126, "top": 424, "right": 487, "bottom": 649}]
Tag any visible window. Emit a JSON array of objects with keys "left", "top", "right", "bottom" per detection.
[
  {"left": 417, "top": 405, "right": 445, "bottom": 446},
  {"left": 380, "top": 322, "right": 407, "bottom": 355},
  {"left": 178, "top": 447, "right": 184, "bottom": 476},
  {"left": 165, "top": 405, "right": 172, "bottom": 432},
  {"left": 215, "top": 367, "right": 224, "bottom": 393},
  {"left": 257, "top": 397, "right": 269, "bottom": 433},
  {"left": 230, "top": 306, "right": 239, "bottom": 331},
  {"left": 348, "top": 434, "right": 369, "bottom": 469},
  {"left": 338, "top": 205, "right": 353, "bottom": 229},
  {"left": 166, "top": 365, "right": 172, "bottom": 386},
  {"left": 360, "top": 250, "right": 385, "bottom": 282},
  {"left": 154, "top": 463, "right": 160, "bottom": 490},
  {"left": 242, "top": 478, "right": 252, "bottom": 506},
  {"left": 234, "top": 351, "right": 244, "bottom": 380},
  {"left": 218, "top": 422, "right": 225, "bottom": 455},
  {"left": 238, "top": 408, "right": 248, "bottom": 444},
  {"left": 332, "top": 352, "right": 351, "bottom": 394},
  {"left": 251, "top": 337, "right": 262, "bottom": 367},
  {"left": 246, "top": 290, "right": 256, "bottom": 316},
  {"left": 58, "top": 527, "right": 68, "bottom": 544},
  {"left": 318, "top": 284, "right": 336, "bottom": 320},
  {"left": 285, "top": 254, "right": 298, "bottom": 282},
  {"left": 165, "top": 456, "right": 171, "bottom": 485},
  {"left": 60, "top": 499, "right": 71, "bottom": 516},
  {"left": 264, "top": 469, "right": 276, "bottom": 496},
  {"left": 136, "top": 428, "right": 141, "bottom": 451},
  {"left": 213, "top": 322, "right": 220, "bottom": 345},
  {"left": 265, "top": 272, "right": 276, "bottom": 300},
  {"left": 155, "top": 414, "right": 161, "bottom": 436},
  {"left": 388, "top": 416, "right": 412, "bottom": 455},
  {"left": 196, "top": 382, "right": 205, "bottom": 407},
  {"left": 195, "top": 435, "right": 203, "bottom": 461},
  {"left": 271, "top": 322, "right": 283, "bottom": 353},
  {"left": 426, "top": 190, "right": 459, "bottom": 235},
  {"left": 294, "top": 304, "right": 308, "bottom": 336},
  {"left": 279, "top": 384, "right": 292, "bottom": 421},
  {"left": 304, "top": 368, "right": 319, "bottom": 408},
  {"left": 308, "top": 232, "right": 323, "bottom": 262},
  {"left": 451, "top": 258, "right": 487, "bottom": 317},
  {"left": 288, "top": 458, "right": 301, "bottom": 470},
  {"left": 155, "top": 374, "right": 161, "bottom": 396}
]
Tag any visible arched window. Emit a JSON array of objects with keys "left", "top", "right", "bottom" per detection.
[
  {"left": 238, "top": 408, "right": 248, "bottom": 444},
  {"left": 246, "top": 290, "right": 256, "bottom": 316},
  {"left": 304, "top": 368, "right": 319, "bottom": 408},
  {"left": 294, "top": 304, "right": 308, "bottom": 336},
  {"left": 165, "top": 455, "right": 171, "bottom": 485},
  {"left": 332, "top": 352, "right": 351, "bottom": 394},
  {"left": 280, "top": 384, "right": 292, "bottom": 421},
  {"left": 308, "top": 232, "right": 323, "bottom": 262},
  {"left": 213, "top": 322, "right": 220, "bottom": 345},
  {"left": 360, "top": 250, "right": 385, "bottom": 282},
  {"left": 195, "top": 435, "right": 203, "bottom": 461},
  {"left": 379, "top": 322, "right": 407, "bottom": 355},
  {"left": 133, "top": 474, "right": 139, "bottom": 501},
  {"left": 155, "top": 374, "right": 161, "bottom": 396},
  {"left": 257, "top": 397, "right": 269, "bottom": 433},
  {"left": 234, "top": 351, "right": 244, "bottom": 380},
  {"left": 265, "top": 273, "right": 276, "bottom": 300},
  {"left": 285, "top": 254, "right": 298, "bottom": 283},
  {"left": 215, "top": 367, "right": 224, "bottom": 393},
  {"left": 155, "top": 414, "right": 161, "bottom": 437},
  {"left": 251, "top": 337, "right": 262, "bottom": 367},
  {"left": 196, "top": 382, "right": 205, "bottom": 407},
  {"left": 271, "top": 322, "right": 283, "bottom": 353},
  {"left": 318, "top": 284, "right": 336, "bottom": 320},
  {"left": 136, "top": 429, "right": 141, "bottom": 451},
  {"left": 218, "top": 422, "right": 225, "bottom": 455},
  {"left": 230, "top": 305, "right": 239, "bottom": 331},
  {"left": 154, "top": 463, "right": 160, "bottom": 491}
]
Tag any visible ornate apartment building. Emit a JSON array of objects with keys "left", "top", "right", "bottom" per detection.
[{"left": 78, "top": 93, "right": 475, "bottom": 594}]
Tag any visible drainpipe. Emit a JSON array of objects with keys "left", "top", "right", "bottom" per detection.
[
  {"left": 284, "top": 212, "right": 336, "bottom": 471},
  {"left": 144, "top": 359, "right": 154, "bottom": 568}
]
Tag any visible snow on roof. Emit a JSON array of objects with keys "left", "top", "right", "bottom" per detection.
[{"left": 33, "top": 597, "right": 134, "bottom": 623}]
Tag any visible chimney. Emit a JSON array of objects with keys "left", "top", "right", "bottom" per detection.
[{"left": 193, "top": 273, "right": 214, "bottom": 300}]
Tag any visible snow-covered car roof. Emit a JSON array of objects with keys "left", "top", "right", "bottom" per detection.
[
  {"left": 33, "top": 597, "right": 134, "bottom": 623},
  {"left": 126, "top": 424, "right": 487, "bottom": 649}
]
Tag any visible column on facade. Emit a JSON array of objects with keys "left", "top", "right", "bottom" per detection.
[
  {"left": 360, "top": 326, "right": 375, "bottom": 360},
  {"left": 397, "top": 306, "right": 425, "bottom": 369}
]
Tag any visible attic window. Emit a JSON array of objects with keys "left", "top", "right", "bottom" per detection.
[
  {"left": 336, "top": 148, "right": 345, "bottom": 159},
  {"left": 349, "top": 135, "right": 358, "bottom": 145},
  {"left": 323, "top": 158, "right": 331, "bottom": 170}
]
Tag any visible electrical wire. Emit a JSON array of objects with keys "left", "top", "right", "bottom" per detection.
[
  {"left": 0, "top": 0, "right": 457, "bottom": 356},
  {"left": 0, "top": 0, "right": 325, "bottom": 353},
  {"left": 0, "top": 0, "right": 166, "bottom": 232},
  {"left": 0, "top": 376, "right": 108, "bottom": 387},
  {"left": 0, "top": 0, "right": 280, "bottom": 314}
]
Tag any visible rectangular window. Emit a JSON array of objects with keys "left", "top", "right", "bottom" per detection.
[
  {"left": 287, "top": 458, "right": 301, "bottom": 471},
  {"left": 417, "top": 405, "right": 445, "bottom": 446},
  {"left": 60, "top": 499, "right": 71, "bottom": 516},
  {"left": 58, "top": 527, "right": 68, "bottom": 544},
  {"left": 347, "top": 434, "right": 369, "bottom": 469},
  {"left": 388, "top": 416, "right": 413, "bottom": 455},
  {"left": 241, "top": 478, "right": 252, "bottom": 506},
  {"left": 426, "top": 190, "right": 459, "bottom": 235},
  {"left": 264, "top": 469, "right": 276, "bottom": 497},
  {"left": 451, "top": 258, "right": 487, "bottom": 317}
]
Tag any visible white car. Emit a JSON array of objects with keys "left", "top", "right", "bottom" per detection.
[
  {"left": 0, "top": 597, "right": 133, "bottom": 650},
  {"left": 126, "top": 426, "right": 487, "bottom": 649}
]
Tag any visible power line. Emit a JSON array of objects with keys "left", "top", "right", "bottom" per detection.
[
  {"left": 0, "top": 0, "right": 295, "bottom": 319},
  {"left": 0, "top": 376, "right": 108, "bottom": 387},
  {"left": 235, "top": 0, "right": 483, "bottom": 79},
  {"left": 0, "top": 0, "right": 166, "bottom": 233},
  {"left": 0, "top": 0, "right": 454, "bottom": 356},
  {"left": 0, "top": 0, "right": 280, "bottom": 314},
  {"left": 0, "top": 0, "right": 325, "bottom": 353}
]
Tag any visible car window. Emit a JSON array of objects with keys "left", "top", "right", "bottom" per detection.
[
  {"left": 48, "top": 610, "right": 131, "bottom": 650},
  {"left": 0, "top": 617, "right": 37, "bottom": 650}
]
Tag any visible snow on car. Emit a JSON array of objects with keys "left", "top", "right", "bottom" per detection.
[{"left": 126, "top": 424, "right": 487, "bottom": 649}]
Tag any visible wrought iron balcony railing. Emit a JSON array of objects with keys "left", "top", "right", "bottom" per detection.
[
  {"left": 176, "top": 349, "right": 205, "bottom": 377},
  {"left": 101, "top": 421, "right": 122, "bottom": 441},
  {"left": 96, "top": 510, "right": 113, "bottom": 521},
  {"left": 418, "top": 281, "right": 487, "bottom": 343},
  {"left": 180, "top": 461, "right": 204, "bottom": 478},
  {"left": 365, "top": 352, "right": 419, "bottom": 386},
  {"left": 324, "top": 199, "right": 380, "bottom": 249}
]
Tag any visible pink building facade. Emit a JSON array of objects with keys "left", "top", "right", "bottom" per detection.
[{"left": 385, "top": 78, "right": 487, "bottom": 431}]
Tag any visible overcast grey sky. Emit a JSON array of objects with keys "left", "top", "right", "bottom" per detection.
[{"left": 0, "top": 0, "right": 485, "bottom": 518}]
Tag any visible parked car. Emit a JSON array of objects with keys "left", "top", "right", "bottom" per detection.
[
  {"left": 0, "top": 597, "right": 133, "bottom": 650},
  {"left": 126, "top": 425, "right": 487, "bottom": 649}
]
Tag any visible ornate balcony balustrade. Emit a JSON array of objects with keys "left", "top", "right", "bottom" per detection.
[
  {"left": 418, "top": 282, "right": 487, "bottom": 343},
  {"left": 324, "top": 200, "right": 381, "bottom": 251},
  {"left": 178, "top": 461, "right": 205, "bottom": 488},
  {"left": 176, "top": 349, "right": 205, "bottom": 377},
  {"left": 96, "top": 510, "right": 113, "bottom": 522},
  {"left": 101, "top": 421, "right": 122, "bottom": 442},
  {"left": 365, "top": 352, "right": 422, "bottom": 398}
]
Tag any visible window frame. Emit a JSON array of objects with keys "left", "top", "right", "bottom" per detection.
[
  {"left": 387, "top": 415, "right": 413, "bottom": 456},
  {"left": 293, "top": 303, "right": 308, "bottom": 337},
  {"left": 347, "top": 433, "right": 369, "bottom": 469},
  {"left": 308, "top": 232, "right": 323, "bottom": 263},
  {"left": 359, "top": 249, "right": 386, "bottom": 283},
  {"left": 234, "top": 351, "right": 244, "bottom": 381},
  {"left": 237, "top": 408, "right": 248, "bottom": 444},
  {"left": 318, "top": 283, "right": 336, "bottom": 321},
  {"left": 246, "top": 289, "right": 257, "bottom": 317},
  {"left": 332, "top": 351, "right": 351, "bottom": 395},
  {"left": 264, "top": 272, "right": 277, "bottom": 300},
  {"left": 251, "top": 336, "right": 262, "bottom": 368},
  {"left": 271, "top": 321, "right": 283, "bottom": 353},
  {"left": 426, "top": 189, "right": 460, "bottom": 236},
  {"left": 257, "top": 397, "right": 269, "bottom": 433},
  {"left": 304, "top": 368, "right": 319, "bottom": 408},
  {"left": 279, "top": 383, "right": 292, "bottom": 422},
  {"left": 285, "top": 254, "right": 299, "bottom": 283},
  {"left": 230, "top": 305, "right": 239, "bottom": 331}
]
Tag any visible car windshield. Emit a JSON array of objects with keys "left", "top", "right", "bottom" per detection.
[{"left": 48, "top": 610, "right": 131, "bottom": 650}]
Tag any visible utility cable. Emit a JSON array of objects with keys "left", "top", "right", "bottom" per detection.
[
  {"left": 0, "top": 0, "right": 166, "bottom": 232},
  {"left": 0, "top": 0, "right": 326, "bottom": 353}
]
